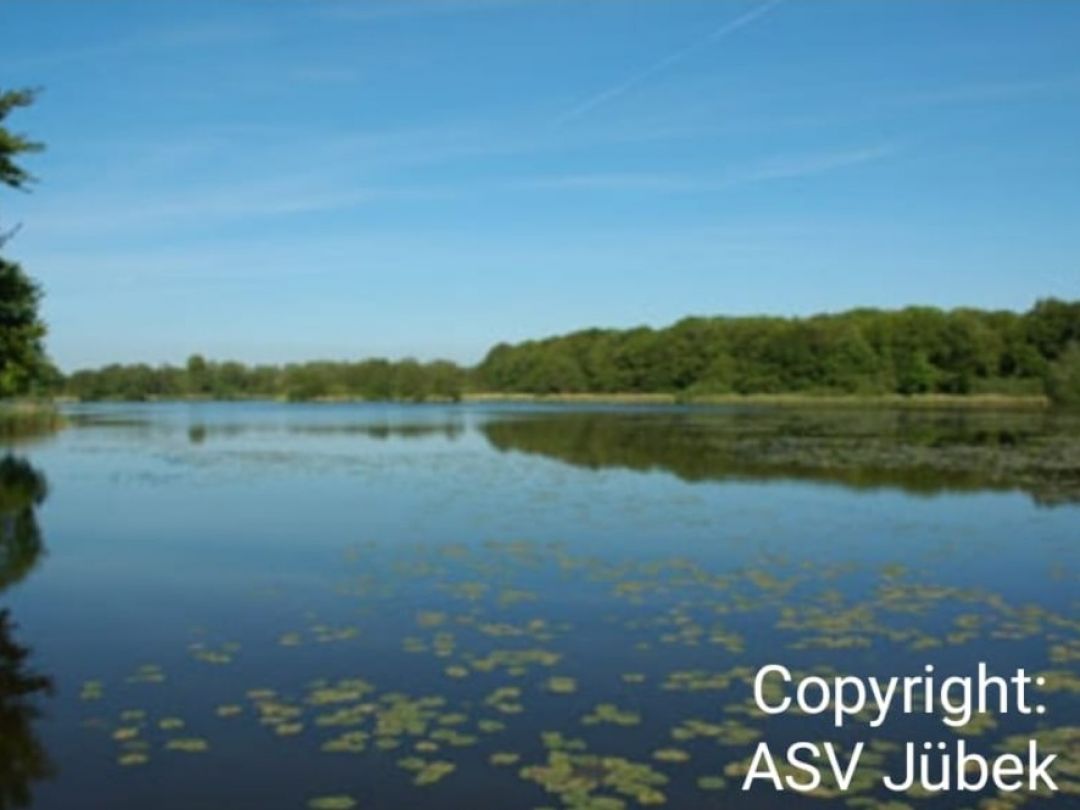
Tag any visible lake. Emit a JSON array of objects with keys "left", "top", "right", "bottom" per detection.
[{"left": 2, "top": 402, "right": 1078, "bottom": 809}]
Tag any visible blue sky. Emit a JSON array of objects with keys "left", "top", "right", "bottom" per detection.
[{"left": 5, "top": 0, "right": 1080, "bottom": 370}]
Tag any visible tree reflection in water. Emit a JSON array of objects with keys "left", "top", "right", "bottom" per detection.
[
  {"left": 0, "top": 457, "right": 47, "bottom": 591},
  {"left": 480, "top": 408, "right": 1080, "bottom": 505},
  {"left": 0, "top": 454, "right": 54, "bottom": 809}
]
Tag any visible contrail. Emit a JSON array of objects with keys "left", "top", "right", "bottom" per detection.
[{"left": 553, "top": 0, "right": 785, "bottom": 126}]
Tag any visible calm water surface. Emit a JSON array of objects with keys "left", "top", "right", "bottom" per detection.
[{"left": 2, "top": 403, "right": 1077, "bottom": 809}]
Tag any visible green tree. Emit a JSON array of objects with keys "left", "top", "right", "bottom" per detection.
[
  {"left": 1025, "top": 298, "right": 1080, "bottom": 360},
  {"left": 185, "top": 354, "right": 210, "bottom": 395},
  {"left": 393, "top": 359, "right": 430, "bottom": 402},
  {"left": 57, "top": 300, "right": 1080, "bottom": 402},
  {"left": 0, "top": 262, "right": 46, "bottom": 397},
  {"left": 0, "top": 89, "right": 48, "bottom": 398},
  {"left": 0, "top": 90, "right": 42, "bottom": 194},
  {"left": 1045, "top": 343, "right": 1080, "bottom": 409},
  {"left": 427, "top": 360, "right": 465, "bottom": 402}
]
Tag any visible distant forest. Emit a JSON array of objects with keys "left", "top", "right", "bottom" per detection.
[{"left": 61, "top": 299, "right": 1080, "bottom": 406}]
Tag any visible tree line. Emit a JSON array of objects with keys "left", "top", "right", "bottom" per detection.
[
  {"left": 56, "top": 299, "right": 1080, "bottom": 406},
  {"left": 63, "top": 356, "right": 469, "bottom": 402},
  {"left": 476, "top": 300, "right": 1080, "bottom": 406}
]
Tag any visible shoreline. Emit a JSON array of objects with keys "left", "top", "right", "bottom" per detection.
[
  {"left": 463, "top": 392, "right": 1050, "bottom": 410},
  {"left": 0, "top": 400, "right": 67, "bottom": 441},
  {"left": 45, "top": 392, "right": 1051, "bottom": 410}
]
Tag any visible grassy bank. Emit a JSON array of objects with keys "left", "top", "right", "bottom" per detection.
[
  {"left": 0, "top": 401, "right": 65, "bottom": 442},
  {"left": 465, "top": 392, "right": 677, "bottom": 405},
  {"left": 464, "top": 391, "right": 1050, "bottom": 410}
]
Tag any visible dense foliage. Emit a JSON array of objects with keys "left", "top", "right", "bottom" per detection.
[
  {"left": 1045, "top": 343, "right": 1080, "bottom": 409},
  {"left": 0, "top": 90, "right": 42, "bottom": 193},
  {"left": 477, "top": 300, "right": 1080, "bottom": 403},
  {"left": 0, "top": 260, "right": 47, "bottom": 397},
  {"left": 0, "top": 88, "right": 50, "bottom": 398},
  {"left": 59, "top": 300, "right": 1080, "bottom": 405},
  {"left": 63, "top": 355, "right": 468, "bottom": 402}
]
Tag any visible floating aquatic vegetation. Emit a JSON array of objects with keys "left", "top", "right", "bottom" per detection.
[
  {"left": 252, "top": 697, "right": 303, "bottom": 729},
  {"left": 660, "top": 667, "right": 750, "bottom": 693},
  {"left": 322, "top": 731, "right": 369, "bottom": 753},
  {"left": 443, "top": 582, "right": 488, "bottom": 602},
  {"left": 695, "top": 775, "right": 726, "bottom": 791},
  {"left": 706, "top": 626, "right": 744, "bottom": 653},
  {"left": 79, "top": 680, "right": 105, "bottom": 701},
  {"left": 651, "top": 748, "right": 689, "bottom": 763},
  {"left": 519, "top": 749, "right": 668, "bottom": 807},
  {"left": 581, "top": 704, "right": 641, "bottom": 727},
  {"left": 310, "top": 624, "right": 360, "bottom": 644},
  {"left": 405, "top": 759, "right": 456, "bottom": 786},
  {"left": 307, "top": 678, "right": 375, "bottom": 706},
  {"left": 485, "top": 686, "right": 525, "bottom": 715},
  {"left": 670, "top": 718, "right": 760, "bottom": 746},
  {"left": 545, "top": 676, "right": 577, "bottom": 694},
  {"left": 778, "top": 602, "right": 878, "bottom": 650},
  {"left": 428, "top": 728, "right": 477, "bottom": 747},
  {"left": 416, "top": 611, "right": 447, "bottom": 628},
  {"left": 542, "top": 732, "right": 588, "bottom": 753},
  {"left": 59, "top": 531, "right": 1079, "bottom": 808},
  {"left": 306, "top": 796, "right": 358, "bottom": 810},
  {"left": 496, "top": 587, "right": 538, "bottom": 607},
  {"left": 117, "top": 752, "right": 149, "bottom": 767},
  {"left": 432, "top": 632, "right": 456, "bottom": 657},
  {"left": 477, "top": 621, "right": 529, "bottom": 638},
  {"left": 126, "top": 664, "right": 166, "bottom": 684},
  {"left": 1036, "top": 669, "right": 1080, "bottom": 693},
  {"left": 316, "top": 704, "right": 371, "bottom": 728},
  {"left": 1050, "top": 639, "right": 1080, "bottom": 664},
  {"left": 468, "top": 648, "right": 561, "bottom": 675},
  {"left": 846, "top": 800, "right": 914, "bottom": 810},
  {"left": 370, "top": 693, "right": 447, "bottom": 741},
  {"left": 112, "top": 727, "right": 140, "bottom": 742},
  {"left": 950, "top": 710, "right": 997, "bottom": 736},
  {"left": 165, "top": 738, "right": 209, "bottom": 753},
  {"left": 188, "top": 641, "right": 240, "bottom": 665}
]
